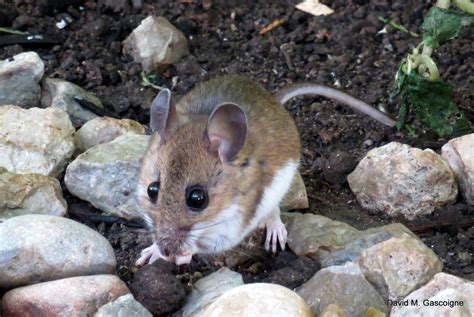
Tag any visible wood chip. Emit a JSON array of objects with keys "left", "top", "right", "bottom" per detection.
[
  {"left": 296, "top": 0, "right": 334, "bottom": 16},
  {"left": 259, "top": 18, "right": 286, "bottom": 35}
]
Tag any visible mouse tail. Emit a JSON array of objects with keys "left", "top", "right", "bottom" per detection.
[{"left": 274, "top": 83, "right": 397, "bottom": 127}]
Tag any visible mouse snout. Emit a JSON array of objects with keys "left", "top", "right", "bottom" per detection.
[{"left": 158, "top": 227, "right": 189, "bottom": 259}]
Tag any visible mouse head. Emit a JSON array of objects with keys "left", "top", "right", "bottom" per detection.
[{"left": 137, "top": 89, "right": 255, "bottom": 264}]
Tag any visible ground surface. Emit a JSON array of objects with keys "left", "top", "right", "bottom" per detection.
[{"left": 1, "top": 0, "right": 473, "bottom": 306}]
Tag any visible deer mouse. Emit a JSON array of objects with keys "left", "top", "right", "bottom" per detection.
[{"left": 135, "top": 75, "right": 396, "bottom": 266}]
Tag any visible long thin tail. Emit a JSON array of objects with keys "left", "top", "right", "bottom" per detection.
[{"left": 275, "top": 83, "right": 397, "bottom": 127}]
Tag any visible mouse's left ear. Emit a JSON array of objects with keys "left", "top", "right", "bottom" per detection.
[
  {"left": 206, "top": 103, "right": 247, "bottom": 163},
  {"left": 150, "top": 89, "right": 179, "bottom": 142}
]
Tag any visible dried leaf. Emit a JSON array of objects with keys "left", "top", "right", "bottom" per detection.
[{"left": 296, "top": 0, "right": 334, "bottom": 16}]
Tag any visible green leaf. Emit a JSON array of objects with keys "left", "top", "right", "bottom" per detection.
[
  {"left": 391, "top": 69, "right": 472, "bottom": 137},
  {"left": 422, "top": 7, "right": 474, "bottom": 48}
]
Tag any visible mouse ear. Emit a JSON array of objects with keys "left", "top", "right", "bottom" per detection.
[
  {"left": 206, "top": 103, "right": 247, "bottom": 163},
  {"left": 150, "top": 89, "right": 179, "bottom": 141}
]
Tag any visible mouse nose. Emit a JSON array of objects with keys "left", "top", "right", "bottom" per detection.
[{"left": 159, "top": 238, "right": 179, "bottom": 258}]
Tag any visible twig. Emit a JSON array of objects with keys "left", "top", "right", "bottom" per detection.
[
  {"left": 0, "top": 27, "right": 27, "bottom": 35},
  {"left": 260, "top": 18, "right": 286, "bottom": 35},
  {"left": 73, "top": 96, "right": 120, "bottom": 119}
]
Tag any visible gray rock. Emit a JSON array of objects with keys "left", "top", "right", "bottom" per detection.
[
  {"left": 123, "top": 16, "right": 189, "bottom": 72},
  {"left": 357, "top": 233, "right": 443, "bottom": 300},
  {"left": 285, "top": 212, "right": 360, "bottom": 257},
  {"left": 65, "top": 134, "right": 149, "bottom": 219},
  {"left": 41, "top": 77, "right": 103, "bottom": 127},
  {"left": 442, "top": 133, "right": 474, "bottom": 205},
  {"left": 317, "top": 223, "right": 416, "bottom": 267},
  {"left": 348, "top": 142, "right": 458, "bottom": 220},
  {"left": 391, "top": 273, "right": 474, "bottom": 316},
  {"left": 0, "top": 215, "right": 116, "bottom": 289},
  {"left": 181, "top": 268, "right": 244, "bottom": 317},
  {"left": 205, "top": 283, "right": 312, "bottom": 316},
  {"left": 75, "top": 117, "right": 145, "bottom": 153},
  {"left": 2, "top": 275, "right": 129, "bottom": 316},
  {"left": 0, "top": 105, "right": 75, "bottom": 177},
  {"left": 0, "top": 52, "right": 44, "bottom": 108},
  {"left": 0, "top": 171, "right": 67, "bottom": 220},
  {"left": 95, "top": 294, "right": 152, "bottom": 317},
  {"left": 297, "top": 262, "right": 388, "bottom": 317}
]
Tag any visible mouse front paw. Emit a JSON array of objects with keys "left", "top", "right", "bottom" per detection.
[
  {"left": 262, "top": 212, "right": 288, "bottom": 253},
  {"left": 135, "top": 243, "right": 162, "bottom": 266}
]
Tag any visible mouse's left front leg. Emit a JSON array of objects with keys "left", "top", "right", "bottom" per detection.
[
  {"left": 259, "top": 207, "right": 288, "bottom": 253},
  {"left": 135, "top": 243, "right": 161, "bottom": 266}
]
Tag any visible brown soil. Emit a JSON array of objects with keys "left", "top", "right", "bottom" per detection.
[{"left": 1, "top": 0, "right": 473, "bottom": 315}]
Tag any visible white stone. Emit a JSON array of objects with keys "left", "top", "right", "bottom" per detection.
[
  {"left": 75, "top": 117, "right": 145, "bottom": 153},
  {"left": 442, "top": 133, "right": 474, "bottom": 205},
  {"left": 41, "top": 77, "right": 103, "bottom": 127},
  {"left": 357, "top": 233, "right": 443, "bottom": 300},
  {"left": 0, "top": 215, "right": 116, "bottom": 289},
  {"left": 348, "top": 142, "right": 458, "bottom": 220},
  {"left": 0, "top": 105, "right": 75, "bottom": 177},
  {"left": 0, "top": 52, "right": 44, "bottom": 108},
  {"left": 297, "top": 262, "right": 388, "bottom": 316},
  {"left": 123, "top": 16, "right": 189, "bottom": 72},
  {"left": 181, "top": 268, "right": 244, "bottom": 317},
  {"left": 65, "top": 134, "right": 149, "bottom": 219},
  {"left": 0, "top": 170, "right": 67, "bottom": 220},
  {"left": 2, "top": 275, "right": 129, "bottom": 316},
  {"left": 391, "top": 273, "right": 474, "bottom": 316},
  {"left": 204, "top": 283, "right": 312, "bottom": 317},
  {"left": 95, "top": 294, "right": 152, "bottom": 317}
]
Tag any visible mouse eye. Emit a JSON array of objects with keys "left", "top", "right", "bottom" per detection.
[
  {"left": 186, "top": 186, "right": 208, "bottom": 211},
  {"left": 147, "top": 181, "right": 160, "bottom": 202}
]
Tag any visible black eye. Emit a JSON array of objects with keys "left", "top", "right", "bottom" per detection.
[
  {"left": 147, "top": 181, "right": 160, "bottom": 202},
  {"left": 186, "top": 186, "right": 208, "bottom": 211}
]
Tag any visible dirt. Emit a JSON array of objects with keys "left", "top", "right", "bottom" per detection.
[{"left": 1, "top": 0, "right": 473, "bottom": 315}]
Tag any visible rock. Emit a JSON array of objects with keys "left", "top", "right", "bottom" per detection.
[
  {"left": 320, "top": 304, "right": 349, "bottom": 317},
  {"left": 65, "top": 134, "right": 149, "bottom": 219},
  {"left": 317, "top": 223, "right": 416, "bottom": 267},
  {"left": 123, "top": 16, "right": 189, "bottom": 72},
  {"left": 94, "top": 294, "right": 152, "bottom": 317},
  {"left": 297, "top": 262, "right": 388, "bottom": 316},
  {"left": 129, "top": 260, "right": 186, "bottom": 316},
  {"left": 285, "top": 212, "right": 360, "bottom": 256},
  {"left": 0, "top": 215, "right": 116, "bottom": 289},
  {"left": 1, "top": 275, "right": 129, "bottom": 316},
  {"left": 357, "top": 233, "right": 443, "bottom": 300},
  {"left": 41, "top": 77, "right": 103, "bottom": 127},
  {"left": 391, "top": 273, "right": 474, "bottom": 316},
  {"left": 75, "top": 117, "right": 145, "bottom": 153},
  {"left": 0, "top": 105, "right": 75, "bottom": 177},
  {"left": 348, "top": 142, "right": 458, "bottom": 220},
  {"left": 367, "top": 307, "right": 387, "bottom": 317},
  {"left": 0, "top": 171, "right": 67, "bottom": 220},
  {"left": 181, "top": 268, "right": 244, "bottom": 317},
  {"left": 0, "top": 52, "right": 44, "bottom": 108},
  {"left": 204, "top": 283, "right": 312, "bottom": 316},
  {"left": 442, "top": 133, "right": 474, "bottom": 205},
  {"left": 280, "top": 173, "right": 309, "bottom": 211}
]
